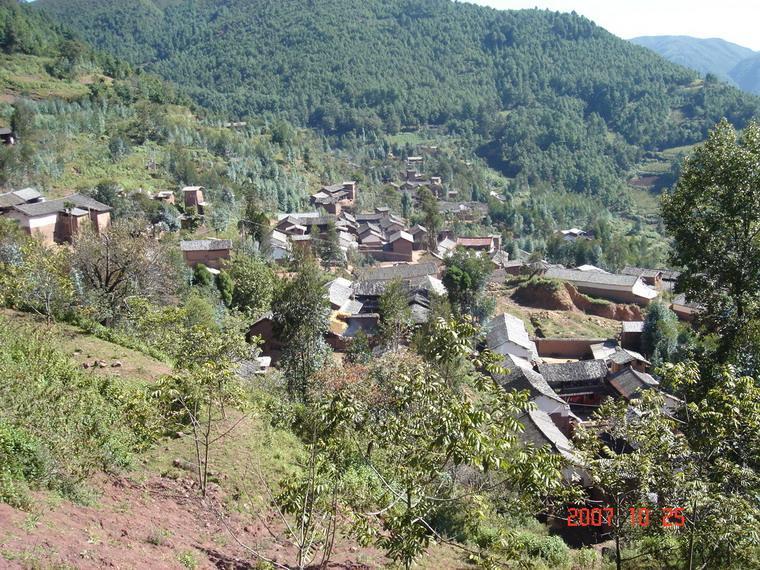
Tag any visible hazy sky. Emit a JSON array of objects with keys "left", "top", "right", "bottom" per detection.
[{"left": 466, "top": 0, "right": 760, "bottom": 51}]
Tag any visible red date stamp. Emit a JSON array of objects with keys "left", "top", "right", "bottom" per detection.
[{"left": 567, "top": 507, "right": 685, "bottom": 528}]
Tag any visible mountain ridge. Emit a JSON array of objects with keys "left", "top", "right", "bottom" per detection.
[{"left": 631, "top": 35, "right": 760, "bottom": 95}]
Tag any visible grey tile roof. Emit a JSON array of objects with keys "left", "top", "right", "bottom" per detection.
[
  {"left": 518, "top": 409, "right": 581, "bottom": 463},
  {"left": 326, "top": 277, "right": 353, "bottom": 309},
  {"left": 544, "top": 267, "right": 639, "bottom": 287},
  {"left": 0, "top": 127, "right": 12, "bottom": 135},
  {"left": 621, "top": 266, "right": 663, "bottom": 279},
  {"left": 498, "top": 363, "right": 565, "bottom": 404},
  {"left": 357, "top": 262, "right": 438, "bottom": 283},
  {"left": 485, "top": 313, "right": 537, "bottom": 353},
  {"left": 12, "top": 188, "right": 41, "bottom": 201},
  {"left": 538, "top": 360, "right": 609, "bottom": 386},
  {"left": 608, "top": 368, "right": 659, "bottom": 399},
  {"left": 609, "top": 348, "right": 650, "bottom": 366},
  {"left": 389, "top": 230, "right": 413, "bottom": 243},
  {"left": 13, "top": 194, "right": 110, "bottom": 217},
  {"left": 0, "top": 193, "right": 25, "bottom": 208},
  {"left": 180, "top": 239, "right": 233, "bottom": 252}
]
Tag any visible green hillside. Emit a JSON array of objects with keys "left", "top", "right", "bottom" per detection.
[
  {"left": 35, "top": 0, "right": 760, "bottom": 202},
  {"left": 729, "top": 53, "right": 760, "bottom": 95}
]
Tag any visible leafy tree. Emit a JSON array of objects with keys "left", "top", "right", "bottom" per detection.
[
  {"left": 216, "top": 270, "right": 233, "bottom": 307},
  {"left": 642, "top": 301, "right": 680, "bottom": 365},
  {"left": 10, "top": 99, "right": 34, "bottom": 140},
  {"left": 9, "top": 241, "right": 73, "bottom": 322},
  {"left": 662, "top": 119, "right": 760, "bottom": 360},
  {"left": 574, "top": 392, "right": 692, "bottom": 570},
  {"left": 442, "top": 248, "right": 493, "bottom": 319},
  {"left": 226, "top": 254, "right": 275, "bottom": 318},
  {"left": 238, "top": 199, "right": 269, "bottom": 244},
  {"left": 316, "top": 220, "right": 343, "bottom": 266},
  {"left": 345, "top": 329, "right": 372, "bottom": 364},
  {"left": 272, "top": 255, "right": 331, "bottom": 400},
  {"left": 71, "top": 220, "right": 177, "bottom": 325},
  {"left": 192, "top": 263, "right": 213, "bottom": 288},
  {"left": 378, "top": 279, "right": 413, "bottom": 352},
  {"left": 417, "top": 188, "right": 442, "bottom": 250}
]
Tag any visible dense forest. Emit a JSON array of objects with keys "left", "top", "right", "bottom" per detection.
[{"left": 35, "top": 0, "right": 760, "bottom": 204}]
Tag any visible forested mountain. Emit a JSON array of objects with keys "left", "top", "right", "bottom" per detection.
[
  {"left": 35, "top": 0, "right": 760, "bottom": 202},
  {"left": 632, "top": 35, "right": 760, "bottom": 95}
]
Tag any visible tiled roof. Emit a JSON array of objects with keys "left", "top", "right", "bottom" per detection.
[
  {"left": 498, "top": 362, "right": 565, "bottom": 404},
  {"left": 608, "top": 368, "right": 659, "bottom": 399},
  {"left": 544, "top": 268, "right": 639, "bottom": 287},
  {"left": 457, "top": 237, "right": 493, "bottom": 247},
  {"left": 326, "top": 277, "right": 353, "bottom": 309},
  {"left": 389, "top": 230, "right": 413, "bottom": 243},
  {"left": 12, "top": 188, "right": 41, "bottom": 201},
  {"left": 519, "top": 409, "right": 581, "bottom": 463},
  {"left": 538, "top": 360, "right": 609, "bottom": 385},
  {"left": 357, "top": 262, "right": 438, "bottom": 283},
  {"left": 485, "top": 313, "right": 537, "bottom": 354},
  {"left": 621, "top": 266, "right": 663, "bottom": 279},
  {"left": 13, "top": 194, "right": 111, "bottom": 217},
  {"left": 180, "top": 239, "right": 233, "bottom": 252}
]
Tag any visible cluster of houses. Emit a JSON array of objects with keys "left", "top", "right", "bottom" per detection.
[
  {"left": 484, "top": 309, "right": 684, "bottom": 485},
  {"left": 0, "top": 188, "right": 111, "bottom": 244}
]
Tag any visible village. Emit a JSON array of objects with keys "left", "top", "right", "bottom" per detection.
[{"left": 0, "top": 148, "right": 700, "bottom": 487}]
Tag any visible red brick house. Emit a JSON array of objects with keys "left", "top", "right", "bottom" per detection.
[{"left": 180, "top": 239, "right": 232, "bottom": 269}]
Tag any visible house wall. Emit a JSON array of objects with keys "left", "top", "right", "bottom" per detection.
[
  {"left": 534, "top": 338, "right": 607, "bottom": 359},
  {"left": 55, "top": 214, "right": 88, "bottom": 243},
  {"left": 391, "top": 239, "right": 413, "bottom": 257},
  {"left": 621, "top": 331, "right": 643, "bottom": 351},
  {"left": 91, "top": 211, "right": 111, "bottom": 234},
  {"left": 182, "top": 249, "right": 231, "bottom": 270},
  {"left": 492, "top": 341, "right": 535, "bottom": 361},
  {"left": 574, "top": 284, "right": 650, "bottom": 305},
  {"left": 534, "top": 395, "right": 570, "bottom": 417},
  {"left": 6, "top": 212, "right": 57, "bottom": 244},
  {"left": 248, "top": 319, "right": 283, "bottom": 364}
]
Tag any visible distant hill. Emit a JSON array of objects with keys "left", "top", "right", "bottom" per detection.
[
  {"left": 631, "top": 35, "right": 760, "bottom": 95},
  {"left": 729, "top": 54, "right": 760, "bottom": 95}
]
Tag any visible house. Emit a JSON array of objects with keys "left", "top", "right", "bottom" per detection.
[
  {"left": 497, "top": 355, "right": 573, "bottom": 424},
  {"left": 607, "top": 367, "right": 659, "bottom": 401},
  {"left": 4, "top": 193, "right": 111, "bottom": 244},
  {"left": 180, "top": 239, "right": 232, "bottom": 269},
  {"left": 485, "top": 313, "right": 539, "bottom": 361},
  {"left": 517, "top": 409, "right": 589, "bottom": 484},
  {"left": 620, "top": 267, "right": 663, "bottom": 289},
  {"left": 310, "top": 182, "right": 357, "bottom": 215},
  {"left": 0, "top": 188, "right": 43, "bottom": 214},
  {"left": 590, "top": 342, "right": 650, "bottom": 373},
  {"left": 353, "top": 262, "right": 445, "bottom": 318},
  {"left": 388, "top": 230, "right": 414, "bottom": 259},
  {"left": 577, "top": 264, "right": 608, "bottom": 274},
  {"left": 490, "top": 250, "right": 510, "bottom": 269},
  {"left": 559, "top": 228, "right": 591, "bottom": 242},
  {"left": 326, "top": 277, "right": 354, "bottom": 311},
  {"left": 182, "top": 186, "right": 207, "bottom": 214},
  {"left": 455, "top": 235, "right": 502, "bottom": 255},
  {"left": 538, "top": 360, "right": 610, "bottom": 409},
  {"left": 621, "top": 321, "right": 645, "bottom": 351},
  {"left": 153, "top": 191, "right": 176, "bottom": 205},
  {"left": 410, "top": 224, "right": 428, "bottom": 250},
  {"left": 248, "top": 313, "right": 283, "bottom": 364},
  {"left": 0, "top": 127, "right": 15, "bottom": 146},
  {"left": 671, "top": 293, "right": 701, "bottom": 321},
  {"left": 543, "top": 267, "right": 658, "bottom": 305},
  {"left": 268, "top": 230, "right": 292, "bottom": 263}
]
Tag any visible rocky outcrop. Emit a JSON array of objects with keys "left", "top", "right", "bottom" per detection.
[{"left": 513, "top": 279, "right": 642, "bottom": 321}]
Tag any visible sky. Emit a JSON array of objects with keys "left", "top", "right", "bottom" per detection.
[{"left": 465, "top": 0, "right": 760, "bottom": 51}]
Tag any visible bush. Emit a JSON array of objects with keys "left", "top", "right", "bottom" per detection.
[
  {"left": 0, "top": 321, "right": 163, "bottom": 506},
  {"left": 517, "top": 532, "right": 571, "bottom": 568}
]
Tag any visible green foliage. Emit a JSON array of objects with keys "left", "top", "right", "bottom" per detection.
[
  {"left": 216, "top": 270, "right": 233, "bottom": 307},
  {"left": 378, "top": 279, "right": 413, "bottom": 352},
  {"left": 0, "top": 320, "right": 161, "bottom": 507},
  {"left": 272, "top": 255, "right": 331, "bottom": 400},
  {"left": 642, "top": 301, "right": 681, "bottom": 365},
  {"left": 442, "top": 249, "right": 493, "bottom": 319},
  {"left": 192, "top": 263, "right": 213, "bottom": 288},
  {"left": 345, "top": 329, "right": 372, "bottom": 365},
  {"left": 227, "top": 254, "right": 275, "bottom": 319},
  {"left": 662, "top": 119, "right": 760, "bottom": 363},
  {"left": 36, "top": 0, "right": 760, "bottom": 203}
]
